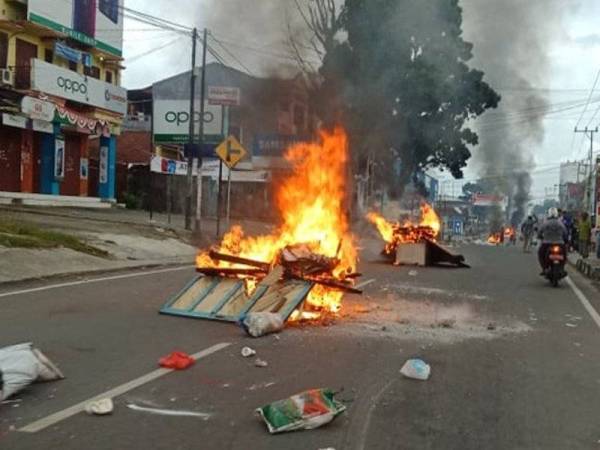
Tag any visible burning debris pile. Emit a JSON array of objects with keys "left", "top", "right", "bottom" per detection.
[
  {"left": 367, "top": 204, "right": 469, "bottom": 268},
  {"left": 162, "top": 128, "right": 360, "bottom": 326},
  {"left": 487, "top": 233, "right": 502, "bottom": 245},
  {"left": 367, "top": 204, "right": 441, "bottom": 256}
]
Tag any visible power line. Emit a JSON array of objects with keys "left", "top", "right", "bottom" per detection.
[
  {"left": 575, "top": 68, "right": 600, "bottom": 129},
  {"left": 209, "top": 34, "right": 253, "bottom": 75}
]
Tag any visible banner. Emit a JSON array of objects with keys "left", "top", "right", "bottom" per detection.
[
  {"left": 28, "top": 0, "right": 123, "bottom": 56},
  {"left": 150, "top": 155, "right": 189, "bottom": 176},
  {"left": 54, "top": 41, "right": 93, "bottom": 67}
]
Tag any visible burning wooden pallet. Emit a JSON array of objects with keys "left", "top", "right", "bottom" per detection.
[
  {"left": 160, "top": 245, "right": 361, "bottom": 323},
  {"left": 368, "top": 208, "right": 469, "bottom": 268}
]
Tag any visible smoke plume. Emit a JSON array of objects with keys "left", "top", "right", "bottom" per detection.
[{"left": 461, "top": 0, "right": 573, "bottom": 225}]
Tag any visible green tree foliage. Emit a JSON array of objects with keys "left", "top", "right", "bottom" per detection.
[{"left": 319, "top": 0, "right": 500, "bottom": 197}]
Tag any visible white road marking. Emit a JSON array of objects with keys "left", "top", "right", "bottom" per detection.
[
  {"left": 566, "top": 277, "right": 600, "bottom": 329},
  {"left": 18, "top": 342, "right": 231, "bottom": 433},
  {"left": 355, "top": 278, "right": 376, "bottom": 289},
  {"left": 0, "top": 266, "right": 193, "bottom": 299}
]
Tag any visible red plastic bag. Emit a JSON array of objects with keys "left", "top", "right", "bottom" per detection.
[{"left": 159, "top": 351, "right": 194, "bottom": 370}]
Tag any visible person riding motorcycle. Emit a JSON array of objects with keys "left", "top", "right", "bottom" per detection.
[{"left": 537, "top": 207, "right": 568, "bottom": 275}]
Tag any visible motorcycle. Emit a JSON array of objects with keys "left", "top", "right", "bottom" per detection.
[{"left": 543, "top": 244, "right": 567, "bottom": 287}]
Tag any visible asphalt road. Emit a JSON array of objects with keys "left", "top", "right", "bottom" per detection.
[{"left": 1, "top": 241, "right": 600, "bottom": 450}]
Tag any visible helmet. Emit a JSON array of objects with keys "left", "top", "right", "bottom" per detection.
[{"left": 547, "top": 207, "right": 559, "bottom": 219}]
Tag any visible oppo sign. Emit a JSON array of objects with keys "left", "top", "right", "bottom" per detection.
[
  {"left": 57, "top": 76, "right": 88, "bottom": 95},
  {"left": 31, "top": 59, "right": 127, "bottom": 115},
  {"left": 153, "top": 100, "right": 222, "bottom": 143},
  {"left": 164, "top": 110, "right": 215, "bottom": 126}
]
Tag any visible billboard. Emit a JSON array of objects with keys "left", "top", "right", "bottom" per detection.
[
  {"left": 28, "top": 0, "right": 124, "bottom": 57},
  {"left": 153, "top": 100, "right": 223, "bottom": 144}
]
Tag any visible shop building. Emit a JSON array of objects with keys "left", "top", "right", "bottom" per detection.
[{"left": 0, "top": 0, "right": 125, "bottom": 200}]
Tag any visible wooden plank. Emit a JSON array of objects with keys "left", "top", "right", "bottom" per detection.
[
  {"left": 196, "top": 267, "right": 267, "bottom": 277},
  {"left": 208, "top": 251, "right": 271, "bottom": 271},
  {"left": 169, "top": 277, "right": 214, "bottom": 310},
  {"left": 256, "top": 265, "right": 284, "bottom": 287},
  {"left": 291, "top": 276, "right": 363, "bottom": 294}
]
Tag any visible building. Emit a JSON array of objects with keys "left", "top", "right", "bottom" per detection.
[
  {"left": 123, "top": 62, "right": 317, "bottom": 219},
  {"left": 0, "top": 0, "right": 125, "bottom": 200},
  {"left": 559, "top": 161, "right": 584, "bottom": 210}
]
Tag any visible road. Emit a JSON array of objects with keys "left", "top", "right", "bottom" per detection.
[{"left": 1, "top": 241, "right": 600, "bottom": 450}]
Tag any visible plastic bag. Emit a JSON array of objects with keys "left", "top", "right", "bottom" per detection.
[
  {"left": 256, "top": 388, "right": 346, "bottom": 434},
  {"left": 400, "top": 358, "right": 431, "bottom": 381},
  {"left": 158, "top": 351, "right": 194, "bottom": 370},
  {"left": 0, "top": 343, "right": 64, "bottom": 401},
  {"left": 242, "top": 312, "right": 284, "bottom": 338}
]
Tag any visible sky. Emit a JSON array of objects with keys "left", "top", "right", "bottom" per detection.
[{"left": 121, "top": 0, "right": 600, "bottom": 206}]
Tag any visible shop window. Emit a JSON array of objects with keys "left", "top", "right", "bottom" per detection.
[
  {"left": 105, "top": 70, "right": 113, "bottom": 84},
  {"left": 84, "top": 65, "right": 100, "bottom": 79},
  {"left": 15, "top": 39, "right": 37, "bottom": 89},
  {"left": 0, "top": 32, "right": 7, "bottom": 69},
  {"left": 44, "top": 48, "right": 53, "bottom": 63}
]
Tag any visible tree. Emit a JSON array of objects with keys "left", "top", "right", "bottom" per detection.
[{"left": 313, "top": 0, "right": 501, "bottom": 198}]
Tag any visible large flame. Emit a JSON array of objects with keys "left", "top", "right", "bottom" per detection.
[
  {"left": 367, "top": 203, "right": 441, "bottom": 249},
  {"left": 196, "top": 128, "right": 356, "bottom": 314},
  {"left": 420, "top": 203, "right": 441, "bottom": 236}
]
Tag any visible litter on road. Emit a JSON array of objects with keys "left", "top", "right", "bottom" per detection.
[
  {"left": 241, "top": 346, "right": 256, "bottom": 357},
  {"left": 158, "top": 351, "right": 195, "bottom": 370},
  {"left": 256, "top": 388, "right": 346, "bottom": 434},
  {"left": 243, "top": 312, "right": 284, "bottom": 338},
  {"left": 126, "top": 403, "right": 211, "bottom": 419},
  {"left": 254, "top": 358, "right": 269, "bottom": 368},
  {"left": 0, "top": 343, "right": 64, "bottom": 401},
  {"left": 400, "top": 359, "right": 431, "bottom": 381},
  {"left": 85, "top": 398, "right": 114, "bottom": 416}
]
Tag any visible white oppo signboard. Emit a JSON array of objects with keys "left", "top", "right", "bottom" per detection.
[
  {"left": 153, "top": 100, "right": 223, "bottom": 144},
  {"left": 31, "top": 59, "right": 127, "bottom": 115},
  {"left": 28, "top": 0, "right": 124, "bottom": 56}
]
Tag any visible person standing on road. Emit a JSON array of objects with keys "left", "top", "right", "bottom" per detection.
[
  {"left": 537, "top": 208, "right": 568, "bottom": 275},
  {"left": 579, "top": 212, "right": 592, "bottom": 259},
  {"left": 521, "top": 216, "right": 535, "bottom": 253}
]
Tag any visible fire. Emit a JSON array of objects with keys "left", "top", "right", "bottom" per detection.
[
  {"left": 367, "top": 203, "right": 441, "bottom": 253},
  {"left": 420, "top": 203, "right": 441, "bottom": 236},
  {"left": 487, "top": 233, "right": 501, "bottom": 244},
  {"left": 196, "top": 128, "right": 356, "bottom": 314},
  {"left": 366, "top": 212, "right": 395, "bottom": 243}
]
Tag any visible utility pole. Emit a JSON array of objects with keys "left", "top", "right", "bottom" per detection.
[
  {"left": 574, "top": 126, "right": 598, "bottom": 215},
  {"left": 194, "top": 28, "right": 208, "bottom": 235},
  {"left": 185, "top": 27, "right": 198, "bottom": 231}
]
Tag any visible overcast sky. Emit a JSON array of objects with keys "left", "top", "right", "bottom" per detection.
[{"left": 122, "top": 0, "right": 600, "bottom": 205}]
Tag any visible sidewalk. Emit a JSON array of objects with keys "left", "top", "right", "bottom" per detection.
[{"left": 0, "top": 206, "right": 275, "bottom": 285}]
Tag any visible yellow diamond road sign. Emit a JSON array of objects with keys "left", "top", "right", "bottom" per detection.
[{"left": 216, "top": 135, "right": 247, "bottom": 169}]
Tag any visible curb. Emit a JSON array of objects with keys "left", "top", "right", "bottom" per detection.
[
  {"left": 0, "top": 262, "right": 194, "bottom": 290},
  {"left": 570, "top": 256, "right": 600, "bottom": 282}
]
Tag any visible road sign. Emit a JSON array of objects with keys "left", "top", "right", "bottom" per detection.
[
  {"left": 216, "top": 135, "right": 247, "bottom": 169},
  {"left": 208, "top": 86, "right": 241, "bottom": 106}
]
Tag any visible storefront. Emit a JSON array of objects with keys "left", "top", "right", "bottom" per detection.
[{"left": 0, "top": 59, "right": 125, "bottom": 199}]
